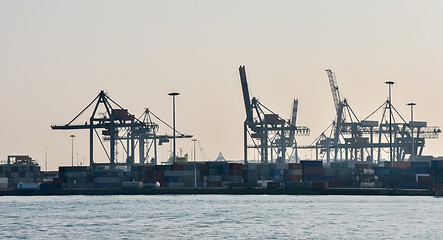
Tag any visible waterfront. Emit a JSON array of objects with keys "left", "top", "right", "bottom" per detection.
[{"left": 0, "top": 195, "right": 442, "bottom": 239}]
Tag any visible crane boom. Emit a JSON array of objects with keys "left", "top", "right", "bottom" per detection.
[
  {"left": 326, "top": 69, "right": 341, "bottom": 114},
  {"left": 239, "top": 66, "right": 253, "bottom": 123},
  {"left": 289, "top": 99, "right": 298, "bottom": 144}
]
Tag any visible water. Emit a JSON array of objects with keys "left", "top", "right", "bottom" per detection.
[{"left": 0, "top": 195, "right": 442, "bottom": 239}]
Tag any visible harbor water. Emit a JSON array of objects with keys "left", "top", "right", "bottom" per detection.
[{"left": 0, "top": 195, "right": 442, "bottom": 239}]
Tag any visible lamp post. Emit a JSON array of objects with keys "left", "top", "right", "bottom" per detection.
[
  {"left": 168, "top": 92, "right": 180, "bottom": 163},
  {"left": 408, "top": 102, "right": 416, "bottom": 161},
  {"left": 45, "top": 147, "right": 48, "bottom": 172},
  {"left": 192, "top": 139, "right": 197, "bottom": 188},
  {"left": 385, "top": 81, "right": 394, "bottom": 168},
  {"left": 70, "top": 135, "right": 75, "bottom": 167}
]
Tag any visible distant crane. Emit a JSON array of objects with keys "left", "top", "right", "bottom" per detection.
[
  {"left": 326, "top": 69, "right": 360, "bottom": 163},
  {"left": 239, "top": 66, "right": 310, "bottom": 164},
  {"left": 299, "top": 70, "right": 441, "bottom": 165},
  {"left": 51, "top": 90, "right": 192, "bottom": 166}
]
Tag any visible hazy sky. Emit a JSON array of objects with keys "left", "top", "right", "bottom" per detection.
[{"left": 1, "top": 1, "right": 442, "bottom": 170}]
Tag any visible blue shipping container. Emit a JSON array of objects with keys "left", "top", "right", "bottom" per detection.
[{"left": 303, "top": 174, "right": 323, "bottom": 181}]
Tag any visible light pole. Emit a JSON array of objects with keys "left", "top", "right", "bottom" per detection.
[
  {"left": 192, "top": 139, "right": 197, "bottom": 188},
  {"left": 45, "top": 147, "right": 48, "bottom": 172},
  {"left": 408, "top": 102, "right": 416, "bottom": 161},
  {"left": 168, "top": 92, "right": 180, "bottom": 163},
  {"left": 70, "top": 135, "right": 75, "bottom": 167},
  {"left": 385, "top": 81, "right": 394, "bottom": 168}
]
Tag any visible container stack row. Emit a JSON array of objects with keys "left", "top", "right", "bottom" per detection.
[
  {"left": 3, "top": 159, "right": 443, "bottom": 191},
  {"left": 0, "top": 164, "right": 41, "bottom": 189}
]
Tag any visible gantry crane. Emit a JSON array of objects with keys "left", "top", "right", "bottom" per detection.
[
  {"left": 299, "top": 70, "right": 441, "bottom": 164},
  {"left": 239, "top": 66, "right": 310, "bottom": 164},
  {"left": 51, "top": 90, "right": 192, "bottom": 166}
]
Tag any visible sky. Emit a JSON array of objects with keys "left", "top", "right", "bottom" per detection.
[{"left": 1, "top": 1, "right": 443, "bottom": 170}]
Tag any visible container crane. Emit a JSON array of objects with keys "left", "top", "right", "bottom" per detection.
[
  {"left": 51, "top": 90, "right": 192, "bottom": 166},
  {"left": 239, "top": 66, "right": 309, "bottom": 164},
  {"left": 300, "top": 70, "right": 441, "bottom": 164},
  {"left": 51, "top": 90, "right": 144, "bottom": 166}
]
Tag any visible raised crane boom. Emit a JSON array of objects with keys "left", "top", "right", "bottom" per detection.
[
  {"left": 326, "top": 69, "right": 342, "bottom": 115},
  {"left": 289, "top": 99, "right": 298, "bottom": 144},
  {"left": 239, "top": 66, "right": 253, "bottom": 123}
]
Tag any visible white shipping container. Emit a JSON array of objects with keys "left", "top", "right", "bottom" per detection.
[{"left": 0, "top": 177, "right": 8, "bottom": 184}]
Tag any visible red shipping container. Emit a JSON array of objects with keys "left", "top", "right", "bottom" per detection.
[{"left": 393, "top": 161, "right": 412, "bottom": 168}]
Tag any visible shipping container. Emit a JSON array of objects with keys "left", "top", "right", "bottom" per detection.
[
  {"left": 327, "top": 180, "right": 349, "bottom": 188},
  {"left": 288, "top": 169, "right": 303, "bottom": 176},
  {"left": 431, "top": 160, "right": 443, "bottom": 169},
  {"left": 121, "top": 181, "right": 143, "bottom": 188},
  {"left": 300, "top": 160, "right": 323, "bottom": 168},
  {"left": 360, "top": 182, "right": 375, "bottom": 188},
  {"left": 393, "top": 161, "right": 412, "bottom": 168},
  {"left": 285, "top": 175, "right": 302, "bottom": 182},
  {"left": 207, "top": 175, "right": 222, "bottom": 182},
  {"left": 0, "top": 177, "right": 7, "bottom": 184},
  {"left": 288, "top": 163, "right": 302, "bottom": 169},
  {"left": 247, "top": 163, "right": 259, "bottom": 170},
  {"left": 411, "top": 161, "right": 430, "bottom": 168},
  {"left": 17, "top": 183, "right": 39, "bottom": 189},
  {"left": 311, "top": 181, "right": 326, "bottom": 189},
  {"left": 94, "top": 183, "right": 119, "bottom": 188},
  {"left": 303, "top": 167, "right": 324, "bottom": 175},
  {"left": 94, "top": 177, "right": 120, "bottom": 184},
  {"left": 303, "top": 174, "right": 323, "bottom": 181},
  {"left": 206, "top": 181, "right": 222, "bottom": 187},
  {"left": 284, "top": 182, "right": 302, "bottom": 189}
]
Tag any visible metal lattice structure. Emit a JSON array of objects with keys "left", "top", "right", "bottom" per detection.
[
  {"left": 239, "top": 66, "right": 310, "bottom": 164},
  {"left": 299, "top": 70, "right": 441, "bottom": 165},
  {"left": 51, "top": 90, "right": 192, "bottom": 166}
]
